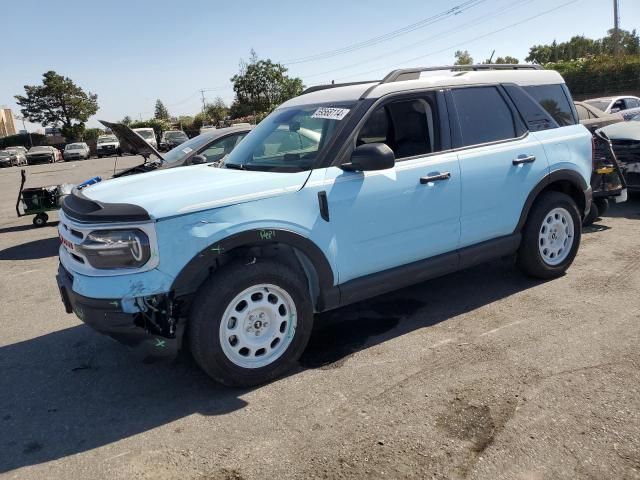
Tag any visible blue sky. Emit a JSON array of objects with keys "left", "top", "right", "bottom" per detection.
[{"left": 2, "top": 0, "right": 638, "bottom": 130}]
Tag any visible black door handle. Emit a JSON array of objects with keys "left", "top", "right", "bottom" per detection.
[
  {"left": 420, "top": 172, "right": 451, "bottom": 184},
  {"left": 513, "top": 154, "right": 536, "bottom": 165}
]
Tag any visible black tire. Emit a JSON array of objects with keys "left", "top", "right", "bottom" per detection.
[
  {"left": 517, "top": 191, "right": 581, "bottom": 279},
  {"left": 189, "top": 258, "right": 313, "bottom": 387},
  {"left": 583, "top": 202, "right": 599, "bottom": 226},
  {"left": 594, "top": 198, "right": 609, "bottom": 217},
  {"left": 32, "top": 213, "right": 48, "bottom": 227}
]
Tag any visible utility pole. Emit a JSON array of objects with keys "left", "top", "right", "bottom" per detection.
[
  {"left": 200, "top": 90, "right": 206, "bottom": 114},
  {"left": 14, "top": 114, "right": 33, "bottom": 147},
  {"left": 613, "top": 0, "right": 620, "bottom": 56}
]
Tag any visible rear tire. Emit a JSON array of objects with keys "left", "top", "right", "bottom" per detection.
[
  {"left": 594, "top": 198, "right": 609, "bottom": 217},
  {"left": 517, "top": 191, "right": 581, "bottom": 279},
  {"left": 189, "top": 258, "right": 313, "bottom": 387},
  {"left": 583, "top": 202, "right": 599, "bottom": 226}
]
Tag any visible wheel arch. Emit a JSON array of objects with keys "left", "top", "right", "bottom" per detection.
[
  {"left": 171, "top": 228, "right": 335, "bottom": 310},
  {"left": 515, "top": 169, "right": 590, "bottom": 233}
]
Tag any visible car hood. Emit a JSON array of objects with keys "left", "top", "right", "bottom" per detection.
[
  {"left": 599, "top": 121, "right": 640, "bottom": 141},
  {"left": 82, "top": 164, "right": 312, "bottom": 219},
  {"left": 100, "top": 120, "right": 163, "bottom": 160}
]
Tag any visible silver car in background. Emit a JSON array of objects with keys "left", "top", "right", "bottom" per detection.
[{"left": 63, "top": 142, "right": 91, "bottom": 161}]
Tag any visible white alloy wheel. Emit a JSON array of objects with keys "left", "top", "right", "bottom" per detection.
[
  {"left": 538, "top": 207, "right": 575, "bottom": 266},
  {"left": 219, "top": 284, "right": 297, "bottom": 369}
]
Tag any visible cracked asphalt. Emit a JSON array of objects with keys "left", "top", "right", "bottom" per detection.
[{"left": 0, "top": 157, "right": 639, "bottom": 479}]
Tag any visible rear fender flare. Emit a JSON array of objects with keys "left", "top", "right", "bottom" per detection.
[{"left": 515, "top": 169, "right": 590, "bottom": 232}]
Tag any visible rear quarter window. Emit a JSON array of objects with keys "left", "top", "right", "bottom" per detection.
[{"left": 524, "top": 84, "right": 576, "bottom": 126}]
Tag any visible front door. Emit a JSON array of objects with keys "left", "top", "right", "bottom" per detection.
[{"left": 325, "top": 94, "right": 461, "bottom": 284}]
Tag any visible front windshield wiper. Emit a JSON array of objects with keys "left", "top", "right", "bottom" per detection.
[{"left": 224, "top": 163, "right": 246, "bottom": 170}]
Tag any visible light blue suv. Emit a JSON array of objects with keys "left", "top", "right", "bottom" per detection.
[{"left": 56, "top": 65, "right": 593, "bottom": 386}]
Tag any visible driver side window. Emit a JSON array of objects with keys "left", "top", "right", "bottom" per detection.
[{"left": 356, "top": 96, "right": 439, "bottom": 161}]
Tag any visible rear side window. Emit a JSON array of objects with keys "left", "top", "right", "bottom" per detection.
[
  {"left": 523, "top": 84, "right": 576, "bottom": 126},
  {"left": 452, "top": 87, "right": 517, "bottom": 146}
]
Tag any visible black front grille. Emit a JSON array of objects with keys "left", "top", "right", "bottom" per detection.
[{"left": 611, "top": 140, "right": 640, "bottom": 163}]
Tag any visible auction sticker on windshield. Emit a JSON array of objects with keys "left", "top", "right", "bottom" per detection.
[
  {"left": 182, "top": 147, "right": 193, "bottom": 154},
  {"left": 311, "top": 107, "right": 350, "bottom": 120}
]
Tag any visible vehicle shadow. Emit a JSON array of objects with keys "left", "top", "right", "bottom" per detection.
[
  {"left": 0, "top": 259, "right": 541, "bottom": 473},
  {"left": 0, "top": 221, "right": 59, "bottom": 235},
  {"left": 605, "top": 194, "right": 640, "bottom": 220},
  {"left": 0, "top": 237, "right": 60, "bottom": 260}
]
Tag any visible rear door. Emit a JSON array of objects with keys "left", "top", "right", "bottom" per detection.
[{"left": 450, "top": 86, "right": 549, "bottom": 248}]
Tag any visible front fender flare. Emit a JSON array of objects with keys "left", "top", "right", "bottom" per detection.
[{"left": 171, "top": 228, "right": 335, "bottom": 298}]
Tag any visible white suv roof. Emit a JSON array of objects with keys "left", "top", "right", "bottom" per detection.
[{"left": 283, "top": 65, "right": 564, "bottom": 107}]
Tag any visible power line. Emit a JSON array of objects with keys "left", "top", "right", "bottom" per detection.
[
  {"left": 297, "top": 0, "right": 534, "bottom": 80},
  {"left": 283, "top": 0, "right": 489, "bottom": 65},
  {"left": 319, "top": 0, "right": 580, "bottom": 83}
]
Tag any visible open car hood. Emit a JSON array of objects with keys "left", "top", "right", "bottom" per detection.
[{"left": 99, "top": 120, "right": 164, "bottom": 161}]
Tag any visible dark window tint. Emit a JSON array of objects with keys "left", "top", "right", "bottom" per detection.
[
  {"left": 357, "top": 96, "right": 438, "bottom": 160},
  {"left": 452, "top": 87, "right": 516, "bottom": 146},
  {"left": 523, "top": 84, "right": 576, "bottom": 126}
]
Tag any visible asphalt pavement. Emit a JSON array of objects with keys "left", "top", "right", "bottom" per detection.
[{"left": 0, "top": 157, "right": 638, "bottom": 479}]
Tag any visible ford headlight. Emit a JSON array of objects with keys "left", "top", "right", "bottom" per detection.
[{"left": 78, "top": 230, "right": 151, "bottom": 269}]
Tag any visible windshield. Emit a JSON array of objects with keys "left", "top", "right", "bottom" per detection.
[
  {"left": 66, "top": 143, "right": 84, "bottom": 150},
  {"left": 584, "top": 100, "right": 610, "bottom": 112},
  {"left": 29, "top": 147, "right": 49, "bottom": 153},
  {"left": 631, "top": 113, "right": 640, "bottom": 122},
  {"left": 223, "top": 104, "right": 352, "bottom": 172},
  {"left": 0, "top": 151, "right": 10, "bottom": 157},
  {"left": 135, "top": 130, "right": 155, "bottom": 140},
  {"left": 165, "top": 131, "right": 187, "bottom": 140},
  {"left": 98, "top": 136, "right": 117, "bottom": 144},
  {"left": 162, "top": 132, "right": 217, "bottom": 165}
]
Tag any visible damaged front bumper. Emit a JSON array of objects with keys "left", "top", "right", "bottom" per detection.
[{"left": 56, "top": 263, "right": 184, "bottom": 359}]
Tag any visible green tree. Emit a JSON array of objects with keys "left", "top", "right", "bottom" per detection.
[
  {"left": 204, "top": 97, "right": 228, "bottom": 125},
  {"left": 231, "top": 52, "right": 304, "bottom": 116},
  {"left": 15, "top": 71, "right": 98, "bottom": 141},
  {"left": 83, "top": 128, "right": 104, "bottom": 142},
  {"left": 154, "top": 99, "right": 170, "bottom": 120},
  {"left": 454, "top": 50, "right": 473, "bottom": 65},
  {"left": 122, "top": 115, "right": 132, "bottom": 126}
]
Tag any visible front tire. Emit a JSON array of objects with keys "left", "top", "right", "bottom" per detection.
[
  {"left": 517, "top": 191, "right": 581, "bottom": 279},
  {"left": 189, "top": 259, "right": 313, "bottom": 387}
]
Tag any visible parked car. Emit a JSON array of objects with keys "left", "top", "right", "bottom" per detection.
[
  {"left": 574, "top": 101, "right": 624, "bottom": 130},
  {"left": 26, "top": 146, "right": 61, "bottom": 164},
  {"left": 132, "top": 127, "right": 158, "bottom": 149},
  {"left": 57, "top": 65, "right": 593, "bottom": 387},
  {"left": 573, "top": 102, "right": 627, "bottom": 222},
  {"left": 63, "top": 142, "right": 91, "bottom": 161},
  {"left": 96, "top": 134, "right": 121, "bottom": 157},
  {"left": 0, "top": 148, "right": 28, "bottom": 167},
  {"left": 599, "top": 121, "right": 640, "bottom": 193},
  {"left": 159, "top": 130, "right": 189, "bottom": 151},
  {"left": 100, "top": 120, "right": 252, "bottom": 177},
  {"left": 583, "top": 96, "right": 640, "bottom": 120}
]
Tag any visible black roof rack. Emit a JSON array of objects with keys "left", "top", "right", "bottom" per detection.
[
  {"left": 301, "top": 80, "right": 380, "bottom": 95},
  {"left": 381, "top": 64, "right": 543, "bottom": 83}
]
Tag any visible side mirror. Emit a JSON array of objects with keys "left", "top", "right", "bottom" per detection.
[
  {"left": 341, "top": 143, "right": 395, "bottom": 172},
  {"left": 191, "top": 154, "right": 208, "bottom": 165}
]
